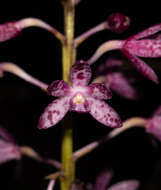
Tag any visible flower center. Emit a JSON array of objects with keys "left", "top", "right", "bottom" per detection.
[{"left": 73, "top": 93, "right": 85, "bottom": 104}]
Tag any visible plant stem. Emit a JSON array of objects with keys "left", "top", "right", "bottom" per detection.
[
  {"left": 75, "top": 22, "right": 107, "bottom": 47},
  {"left": 61, "top": 1, "right": 76, "bottom": 190}
]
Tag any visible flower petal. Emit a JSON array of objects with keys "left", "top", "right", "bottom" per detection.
[
  {"left": 106, "top": 72, "right": 138, "bottom": 99},
  {"left": 70, "top": 61, "right": 92, "bottom": 86},
  {"left": 132, "top": 23, "right": 161, "bottom": 40},
  {"left": 0, "top": 140, "right": 21, "bottom": 164},
  {"left": 88, "top": 97, "right": 121, "bottom": 127},
  {"left": 38, "top": 97, "right": 70, "bottom": 129},
  {"left": 108, "top": 180, "right": 139, "bottom": 190},
  {"left": 88, "top": 83, "right": 112, "bottom": 100},
  {"left": 0, "top": 21, "right": 21, "bottom": 42},
  {"left": 47, "top": 80, "right": 71, "bottom": 97},
  {"left": 122, "top": 49, "right": 158, "bottom": 83},
  {"left": 124, "top": 39, "right": 161, "bottom": 57},
  {"left": 95, "top": 170, "right": 113, "bottom": 190}
]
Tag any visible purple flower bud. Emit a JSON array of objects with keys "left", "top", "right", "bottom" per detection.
[{"left": 107, "top": 13, "right": 130, "bottom": 33}]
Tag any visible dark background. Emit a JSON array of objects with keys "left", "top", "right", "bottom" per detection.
[{"left": 1, "top": 0, "right": 161, "bottom": 189}]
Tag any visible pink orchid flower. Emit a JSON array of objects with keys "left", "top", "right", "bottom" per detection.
[
  {"left": 38, "top": 61, "right": 121, "bottom": 129},
  {"left": 0, "top": 126, "right": 21, "bottom": 164},
  {"left": 88, "top": 23, "right": 161, "bottom": 83}
]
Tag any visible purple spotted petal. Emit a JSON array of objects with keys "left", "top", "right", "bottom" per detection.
[
  {"left": 108, "top": 180, "right": 139, "bottom": 190},
  {"left": 70, "top": 61, "right": 92, "bottom": 87},
  {"left": 47, "top": 80, "right": 71, "bottom": 97},
  {"left": 132, "top": 23, "right": 161, "bottom": 40},
  {"left": 146, "top": 116, "right": 161, "bottom": 142},
  {"left": 70, "top": 94, "right": 90, "bottom": 113},
  {"left": 124, "top": 39, "right": 161, "bottom": 57},
  {"left": 107, "top": 13, "right": 130, "bottom": 33},
  {"left": 88, "top": 97, "right": 122, "bottom": 127},
  {"left": 106, "top": 72, "right": 138, "bottom": 99},
  {"left": 122, "top": 49, "right": 158, "bottom": 83},
  {"left": 0, "top": 21, "right": 21, "bottom": 42},
  {"left": 0, "top": 140, "right": 21, "bottom": 164},
  {"left": 38, "top": 97, "right": 70, "bottom": 129},
  {"left": 94, "top": 170, "right": 113, "bottom": 190},
  {"left": 88, "top": 83, "right": 112, "bottom": 100}
]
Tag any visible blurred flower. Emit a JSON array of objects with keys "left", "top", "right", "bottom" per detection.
[
  {"left": 0, "top": 126, "right": 21, "bottom": 164},
  {"left": 71, "top": 170, "right": 139, "bottom": 190},
  {"left": 88, "top": 23, "right": 161, "bottom": 83},
  {"left": 96, "top": 57, "right": 139, "bottom": 99},
  {"left": 107, "top": 13, "right": 130, "bottom": 33},
  {"left": 38, "top": 61, "right": 122, "bottom": 129},
  {"left": 145, "top": 105, "right": 161, "bottom": 141}
]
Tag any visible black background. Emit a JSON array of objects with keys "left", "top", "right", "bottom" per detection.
[{"left": 1, "top": 0, "right": 161, "bottom": 189}]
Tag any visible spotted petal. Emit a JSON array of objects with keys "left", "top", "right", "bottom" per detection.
[
  {"left": 47, "top": 80, "right": 71, "bottom": 97},
  {"left": 122, "top": 49, "right": 158, "bottom": 83},
  {"left": 106, "top": 72, "right": 138, "bottom": 99},
  {"left": 88, "top": 97, "right": 121, "bottom": 127},
  {"left": 88, "top": 83, "right": 112, "bottom": 100},
  {"left": 70, "top": 61, "right": 92, "bottom": 87},
  {"left": 108, "top": 180, "right": 139, "bottom": 190},
  {"left": 94, "top": 170, "right": 113, "bottom": 190},
  {"left": 124, "top": 39, "right": 161, "bottom": 57},
  {"left": 38, "top": 97, "right": 70, "bottom": 129}
]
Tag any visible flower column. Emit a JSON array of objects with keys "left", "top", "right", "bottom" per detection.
[{"left": 61, "top": 0, "right": 76, "bottom": 190}]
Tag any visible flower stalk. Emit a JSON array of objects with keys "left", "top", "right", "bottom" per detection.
[
  {"left": 61, "top": 1, "right": 76, "bottom": 190},
  {"left": 72, "top": 117, "right": 147, "bottom": 161}
]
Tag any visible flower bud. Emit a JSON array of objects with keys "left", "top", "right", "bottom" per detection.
[{"left": 107, "top": 13, "right": 130, "bottom": 33}]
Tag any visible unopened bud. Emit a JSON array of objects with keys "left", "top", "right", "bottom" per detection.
[{"left": 107, "top": 13, "right": 130, "bottom": 33}]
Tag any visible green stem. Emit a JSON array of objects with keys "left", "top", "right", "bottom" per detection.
[{"left": 61, "top": 1, "right": 76, "bottom": 190}]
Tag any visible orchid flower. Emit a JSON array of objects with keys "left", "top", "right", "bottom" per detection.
[
  {"left": 88, "top": 22, "right": 161, "bottom": 83},
  {"left": 38, "top": 61, "right": 122, "bottom": 129},
  {"left": 0, "top": 126, "right": 21, "bottom": 164}
]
